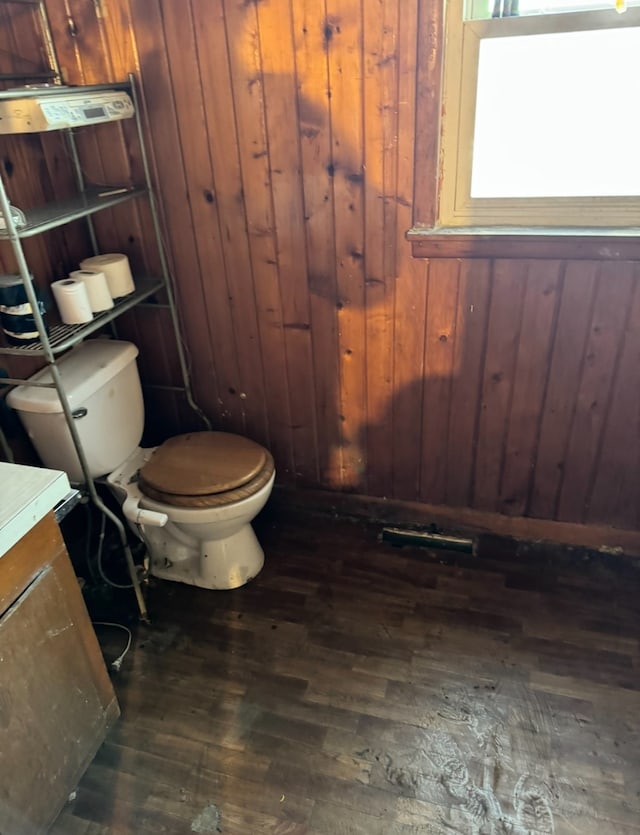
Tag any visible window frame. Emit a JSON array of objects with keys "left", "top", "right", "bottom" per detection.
[{"left": 416, "top": 0, "right": 640, "bottom": 235}]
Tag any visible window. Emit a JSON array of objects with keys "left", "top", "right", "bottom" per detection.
[{"left": 438, "top": 0, "right": 640, "bottom": 228}]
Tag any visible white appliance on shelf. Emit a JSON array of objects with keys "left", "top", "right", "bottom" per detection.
[{"left": 0, "top": 89, "right": 134, "bottom": 134}]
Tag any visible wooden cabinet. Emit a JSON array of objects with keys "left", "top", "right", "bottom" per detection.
[{"left": 0, "top": 512, "right": 119, "bottom": 834}]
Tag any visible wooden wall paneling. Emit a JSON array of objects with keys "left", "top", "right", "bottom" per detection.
[
  {"left": 189, "top": 0, "right": 265, "bottom": 433},
  {"left": 104, "top": 3, "right": 184, "bottom": 410},
  {"left": 101, "top": 262, "right": 162, "bottom": 399},
  {"left": 278, "top": 483, "right": 640, "bottom": 554},
  {"left": 108, "top": 304, "right": 141, "bottom": 362},
  {"left": 0, "top": 134, "right": 71, "bottom": 287},
  {"left": 419, "top": 258, "right": 459, "bottom": 505},
  {"left": 41, "top": 91, "right": 151, "bottom": 289},
  {"left": 256, "top": 0, "right": 319, "bottom": 484},
  {"left": 587, "top": 271, "right": 640, "bottom": 529},
  {"left": 57, "top": 2, "right": 172, "bottom": 395},
  {"left": 128, "top": 0, "right": 224, "bottom": 430},
  {"left": 325, "top": 0, "right": 367, "bottom": 491},
  {"left": 556, "top": 262, "right": 635, "bottom": 523},
  {"left": 41, "top": 1, "right": 89, "bottom": 85},
  {"left": 157, "top": 0, "right": 244, "bottom": 425},
  {"left": 382, "top": 0, "right": 400, "bottom": 287},
  {"left": 127, "top": 303, "right": 177, "bottom": 415},
  {"left": 291, "top": 0, "right": 342, "bottom": 489},
  {"left": 53, "top": 0, "right": 146, "bottom": 269},
  {"left": 96, "top": 0, "right": 166, "bottom": 282},
  {"left": 498, "top": 260, "right": 563, "bottom": 517},
  {"left": 97, "top": 0, "right": 140, "bottom": 81},
  {"left": 390, "top": 0, "right": 425, "bottom": 501},
  {"left": 38, "top": 139, "right": 94, "bottom": 277},
  {"left": 83, "top": 125, "right": 148, "bottom": 272},
  {"left": 410, "top": 232, "right": 640, "bottom": 262},
  {"left": 41, "top": 0, "right": 109, "bottom": 248},
  {"left": 0, "top": 131, "right": 86, "bottom": 371},
  {"left": 444, "top": 258, "right": 491, "bottom": 507},
  {"left": 35, "top": 137, "right": 97, "bottom": 291},
  {"left": 119, "top": 304, "right": 163, "bottom": 413},
  {"left": 0, "top": 2, "right": 46, "bottom": 82},
  {"left": 142, "top": 383, "right": 181, "bottom": 441},
  {"left": 39, "top": 0, "right": 178, "bottom": 417},
  {"left": 93, "top": 51, "right": 180, "bottom": 415},
  {"left": 219, "top": 0, "right": 293, "bottom": 471},
  {"left": 60, "top": 126, "right": 132, "bottom": 270},
  {"left": 528, "top": 262, "right": 599, "bottom": 520},
  {"left": 412, "top": 0, "right": 443, "bottom": 227},
  {"left": 125, "top": 307, "right": 175, "bottom": 397},
  {"left": 0, "top": 5, "right": 16, "bottom": 80},
  {"left": 390, "top": 273, "right": 427, "bottom": 501},
  {"left": 61, "top": 0, "right": 113, "bottom": 83},
  {"left": 0, "top": 134, "right": 52, "bottom": 218},
  {"left": 100, "top": 0, "right": 140, "bottom": 81},
  {"left": 16, "top": 0, "right": 96, "bottom": 277},
  {"left": 4, "top": 0, "right": 637, "bottom": 533},
  {"left": 472, "top": 260, "right": 528, "bottom": 511},
  {"left": 363, "top": 0, "right": 397, "bottom": 497},
  {"left": 55, "top": 0, "right": 135, "bottom": 269}
]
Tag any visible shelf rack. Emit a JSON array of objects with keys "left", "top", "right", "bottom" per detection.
[
  {"left": 0, "top": 277, "right": 163, "bottom": 356},
  {"left": 0, "top": 186, "right": 148, "bottom": 239},
  {"left": 0, "top": 72, "right": 210, "bottom": 622}
]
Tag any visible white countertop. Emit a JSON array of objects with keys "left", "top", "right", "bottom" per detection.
[{"left": 0, "top": 463, "right": 71, "bottom": 558}]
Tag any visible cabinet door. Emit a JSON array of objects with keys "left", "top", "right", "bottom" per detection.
[{"left": 0, "top": 565, "right": 107, "bottom": 834}]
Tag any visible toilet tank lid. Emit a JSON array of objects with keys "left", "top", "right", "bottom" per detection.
[{"left": 7, "top": 340, "right": 139, "bottom": 414}]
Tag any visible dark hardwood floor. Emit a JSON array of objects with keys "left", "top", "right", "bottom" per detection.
[{"left": 52, "top": 508, "right": 640, "bottom": 835}]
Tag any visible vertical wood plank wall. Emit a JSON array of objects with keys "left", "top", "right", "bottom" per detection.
[{"left": 1, "top": 0, "right": 638, "bottom": 532}]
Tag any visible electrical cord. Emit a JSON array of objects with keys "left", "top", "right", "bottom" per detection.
[
  {"left": 96, "top": 510, "right": 133, "bottom": 590},
  {"left": 83, "top": 499, "right": 100, "bottom": 586},
  {"left": 92, "top": 621, "right": 132, "bottom": 672}
]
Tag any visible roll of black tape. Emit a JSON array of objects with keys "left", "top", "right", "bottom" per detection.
[{"left": 0, "top": 274, "right": 47, "bottom": 346}]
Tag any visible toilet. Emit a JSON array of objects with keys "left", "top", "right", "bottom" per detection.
[{"left": 7, "top": 339, "right": 275, "bottom": 590}]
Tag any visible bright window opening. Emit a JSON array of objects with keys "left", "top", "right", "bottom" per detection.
[
  {"left": 471, "top": 27, "right": 640, "bottom": 198},
  {"left": 437, "top": 0, "right": 640, "bottom": 227}
]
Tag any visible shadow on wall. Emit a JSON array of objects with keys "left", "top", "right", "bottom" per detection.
[
  {"left": 131, "top": 0, "right": 622, "bottom": 527},
  {"left": 155, "top": 0, "right": 488, "bottom": 503}
]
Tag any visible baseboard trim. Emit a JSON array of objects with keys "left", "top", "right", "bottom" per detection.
[{"left": 272, "top": 486, "right": 640, "bottom": 557}]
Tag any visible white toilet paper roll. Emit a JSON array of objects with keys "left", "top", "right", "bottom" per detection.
[
  {"left": 51, "top": 278, "right": 94, "bottom": 324},
  {"left": 79, "top": 253, "right": 135, "bottom": 299},
  {"left": 69, "top": 269, "right": 114, "bottom": 312}
]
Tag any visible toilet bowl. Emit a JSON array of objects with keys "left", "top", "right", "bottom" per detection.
[
  {"left": 7, "top": 339, "right": 275, "bottom": 590},
  {"left": 107, "top": 435, "right": 275, "bottom": 589}
]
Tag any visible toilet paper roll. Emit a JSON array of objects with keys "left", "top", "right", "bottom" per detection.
[
  {"left": 79, "top": 253, "right": 135, "bottom": 299},
  {"left": 69, "top": 269, "right": 114, "bottom": 312},
  {"left": 51, "top": 278, "right": 93, "bottom": 324}
]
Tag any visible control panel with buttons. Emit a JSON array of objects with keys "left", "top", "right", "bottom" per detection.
[{"left": 0, "top": 90, "right": 134, "bottom": 134}]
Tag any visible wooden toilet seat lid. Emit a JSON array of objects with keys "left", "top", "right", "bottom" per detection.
[{"left": 139, "top": 432, "right": 267, "bottom": 497}]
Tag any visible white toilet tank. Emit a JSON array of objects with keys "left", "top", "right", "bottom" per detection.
[{"left": 7, "top": 340, "right": 144, "bottom": 483}]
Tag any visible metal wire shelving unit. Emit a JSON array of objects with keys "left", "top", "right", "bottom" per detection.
[{"left": 0, "top": 70, "right": 210, "bottom": 622}]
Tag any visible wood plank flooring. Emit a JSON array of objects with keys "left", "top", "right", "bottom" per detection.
[{"left": 52, "top": 509, "right": 640, "bottom": 834}]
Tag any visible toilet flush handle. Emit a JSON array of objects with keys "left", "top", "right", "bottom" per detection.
[
  {"left": 122, "top": 496, "right": 168, "bottom": 528},
  {"left": 136, "top": 508, "right": 169, "bottom": 527}
]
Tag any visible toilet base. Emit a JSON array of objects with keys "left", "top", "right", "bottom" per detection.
[
  {"left": 106, "top": 446, "right": 274, "bottom": 591},
  {"left": 145, "top": 521, "right": 265, "bottom": 590}
]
